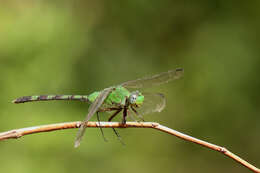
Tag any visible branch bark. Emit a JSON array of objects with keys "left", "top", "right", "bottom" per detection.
[{"left": 0, "top": 121, "right": 259, "bottom": 173}]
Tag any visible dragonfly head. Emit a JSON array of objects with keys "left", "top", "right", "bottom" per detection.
[{"left": 129, "top": 91, "right": 144, "bottom": 107}]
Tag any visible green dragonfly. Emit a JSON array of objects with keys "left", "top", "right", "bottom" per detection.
[{"left": 13, "top": 68, "right": 184, "bottom": 147}]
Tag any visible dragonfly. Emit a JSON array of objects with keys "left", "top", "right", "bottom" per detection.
[{"left": 13, "top": 68, "right": 184, "bottom": 147}]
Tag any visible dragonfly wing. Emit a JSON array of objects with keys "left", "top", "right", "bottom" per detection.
[
  {"left": 122, "top": 68, "right": 183, "bottom": 89},
  {"left": 135, "top": 93, "right": 166, "bottom": 116},
  {"left": 74, "top": 87, "right": 113, "bottom": 148}
]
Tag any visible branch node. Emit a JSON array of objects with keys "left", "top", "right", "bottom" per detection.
[
  {"left": 219, "top": 147, "right": 228, "bottom": 153},
  {"left": 151, "top": 122, "right": 159, "bottom": 127},
  {"left": 76, "top": 122, "right": 81, "bottom": 128}
]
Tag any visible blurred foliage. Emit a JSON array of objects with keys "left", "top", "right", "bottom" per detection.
[{"left": 0, "top": 1, "right": 260, "bottom": 173}]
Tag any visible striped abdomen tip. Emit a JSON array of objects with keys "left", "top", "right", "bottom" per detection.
[{"left": 12, "top": 96, "right": 32, "bottom": 104}]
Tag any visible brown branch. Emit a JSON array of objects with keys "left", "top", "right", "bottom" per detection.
[{"left": 0, "top": 121, "right": 259, "bottom": 173}]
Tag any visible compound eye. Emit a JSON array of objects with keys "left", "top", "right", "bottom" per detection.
[{"left": 130, "top": 94, "right": 137, "bottom": 104}]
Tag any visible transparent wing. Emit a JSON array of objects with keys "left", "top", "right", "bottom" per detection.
[
  {"left": 74, "top": 87, "right": 113, "bottom": 147},
  {"left": 135, "top": 93, "right": 166, "bottom": 116},
  {"left": 121, "top": 68, "right": 183, "bottom": 89}
]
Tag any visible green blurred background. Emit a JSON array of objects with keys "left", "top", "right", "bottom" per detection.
[{"left": 0, "top": 1, "right": 259, "bottom": 172}]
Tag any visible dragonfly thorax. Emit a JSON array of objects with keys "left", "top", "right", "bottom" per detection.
[{"left": 128, "top": 91, "right": 144, "bottom": 107}]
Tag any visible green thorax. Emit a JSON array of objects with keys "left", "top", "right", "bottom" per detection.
[{"left": 88, "top": 86, "right": 131, "bottom": 106}]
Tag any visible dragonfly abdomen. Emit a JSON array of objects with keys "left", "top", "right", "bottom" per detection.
[{"left": 12, "top": 95, "right": 89, "bottom": 104}]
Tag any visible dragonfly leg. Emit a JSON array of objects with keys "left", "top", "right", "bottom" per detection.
[
  {"left": 108, "top": 108, "right": 122, "bottom": 121},
  {"left": 108, "top": 108, "right": 125, "bottom": 145},
  {"left": 131, "top": 106, "right": 145, "bottom": 122},
  {"left": 122, "top": 107, "right": 128, "bottom": 124},
  {"left": 99, "top": 107, "right": 122, "bottom": 112},
  {"left": 96, "top": 112, "right": 108, "bottom": 142},
  {"left": 127, "top": 109, "right": 137, "bottom": 121}
]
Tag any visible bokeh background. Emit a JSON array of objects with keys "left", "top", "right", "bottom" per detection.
[{"left": 0, "top": 1, "right": 259, "bottom": 173}]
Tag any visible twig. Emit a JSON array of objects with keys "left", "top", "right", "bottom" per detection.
[{"left": 0, "top": 121, "right": 259, "bottom": 173}]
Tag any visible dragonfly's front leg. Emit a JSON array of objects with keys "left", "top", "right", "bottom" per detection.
[
  {"left": 130, "top": 106, "right": 145, "bottom": 122},
  {"left": 127, "top": 109, "right": 138, "bottom": 122}
]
